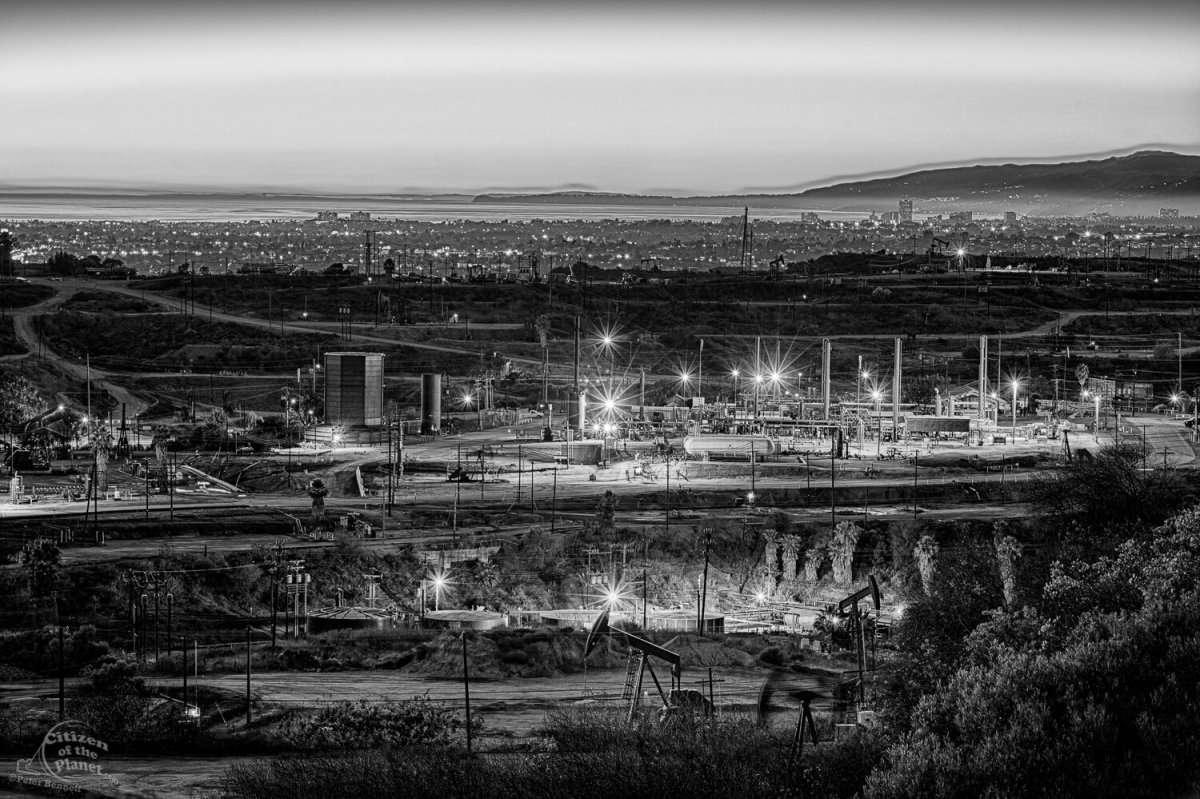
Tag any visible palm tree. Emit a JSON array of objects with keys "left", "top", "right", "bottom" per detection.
[
  {"left": 308, "top": 479, "right": 329, "bottom": 524},
  {"left": 781, "top": 534, "right": 801, "bottom": 582},
  {"left": 831, "top": 521, "right": 862, "bottom": 585},
  {"left": 762, "top": 529, "right": 780, "bottom": 583},
  {"left": 803, "top": 546, "right": 825, "bottom": 583},
  {"left": 994, "top": 524, "right": 1022, "bottom": 609},
  {"left": 914, "top": 534, "right": 939, "bottom": 595}
]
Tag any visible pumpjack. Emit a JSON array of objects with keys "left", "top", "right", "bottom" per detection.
[
  {"left": 838, "top": 574, "right": 882, "bottom": 705},
  {"left": 584, "top": 607, "right": 707, "bottom": 721}
]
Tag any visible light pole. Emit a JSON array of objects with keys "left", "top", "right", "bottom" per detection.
[
  {"left": 753, "top": 373, "right": 763, "bottom": 421},
  {"left": 872, "top": 390, "right": 882, "bottom": 457},
  {"left": 1084, "top": 390, "right": 1100, "bottom": 442},
  {"left": 731, "top": 369, "right": 740, "bottom": 417},
  {"left": 425, "top": 574, "right": 447, "bottom": 612},
  {"left": 1010, "top": 379, "right": 1020, "bottom": 444}
]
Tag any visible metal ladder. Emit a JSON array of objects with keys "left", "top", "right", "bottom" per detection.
[{"left": 621, "top": 651, "right": 644, "bottom": 700}]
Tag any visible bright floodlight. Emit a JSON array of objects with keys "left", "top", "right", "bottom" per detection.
[
  {"left": 432, "top": 575, "right": 446, "bottom": 588},
  {"left": 872, "top": 390, "right": 881, "bottom": 401},
  {"left": 604, "top": 399, "right": 615, "bottom": 411},
  {"left": 754, "top": 590, "right": 766, "bottom": 603},
  {"left": 956, "top": 248, "right": 966, "bottom": 257},
  {"left": 601, "top": 335, "right": 613, "bottom": 346},
  {"left": 746, "top": 491, "right": 756, "bottom": 504},
  {"left": 731, "top": 369, "right": 740, "bottom": 378},
  {"left": 770, "top": 371, "right": 781, "bottom": 382},
  {"left": 1171, "top": 394, "right": 1180, "bottom": 404}
]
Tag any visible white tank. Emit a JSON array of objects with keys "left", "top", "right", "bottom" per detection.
[{"left": 682, "top": 435, "right": 777, "bottom": 459}]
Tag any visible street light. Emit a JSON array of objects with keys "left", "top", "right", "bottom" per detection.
[
  {"left": 425, "top": 573, "right": 448, "bottom": 612},
  {"left": 1010, "top": 379, "right": 1021, "bottom": 443},
  {"left": 872, "top": 389, "right": 883, "bottom": 457},
  {"left": 1083, "top": 390, "right": 1100, "bottom": 441},
  {"left": 731, "top": 369, "right": 740, "bottom": 416}
]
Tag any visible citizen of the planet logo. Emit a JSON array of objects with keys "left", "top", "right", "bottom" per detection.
[{"left": 13, "top": 720, "right": 119, "bottom": 791}]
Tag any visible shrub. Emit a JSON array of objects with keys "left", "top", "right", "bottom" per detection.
[{"left": 277, "top": 697, "right": 474, "bottom": 751}]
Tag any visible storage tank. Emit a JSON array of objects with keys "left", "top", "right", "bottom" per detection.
[
  {"left": 420, "top": 373, "right": 441, "bottom": 435},
  {"left": 324, "top": 352, "right": 385, "bottom": 427},
  {"left": 307, "top": 606, "right": 392, "bottom": 634},
  {"left": 682, "top": 435, "right": 777, "bottom": 460}
]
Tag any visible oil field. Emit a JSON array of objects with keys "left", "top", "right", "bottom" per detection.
[
  {"left": 4, "top": 215, "right": 1200, "bottom": 797},
  {"left": 3, "top": 1, "right": 1200, "bottom": 793}
]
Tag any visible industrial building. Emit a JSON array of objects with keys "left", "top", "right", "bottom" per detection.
[{"left": 324, "top": 352, "right": 385, "bottom": 427}]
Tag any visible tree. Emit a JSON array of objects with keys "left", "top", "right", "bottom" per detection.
[
  {"left": 865, "top": 510, "right": 1200, "bottom": 799},
  {"left": 47, "top": 251, "right": 81, "bottom": 276},
  {"left": 594, "top": 490, "right": 616, "bottom": 537},
  {"left": 13, "top": 537, "right": 61, "bottom": 607},
  {"left": 913, "top": 535, "right": 938, "bottom": 595},
  {"left": 831, "top": 521, "right": 862, "bottom": 584},
  {"left": 308, "top": 479, "right": 329, "bottom": 524},
  {"left": 780, "top": 534, "right": 801, "bottom": 582},
  {"left": 803, "top": 545, "right": 825, "bottom": 583},
  {"left": 1026, "top": 443, "right": 1193, "bottom": 545},
  {"left": 993, "top": 527, "right": 1022, "bottom": 610},
  {"left": 0, "top": 229, "right": 14, "bottom": 276},
  {"left": 0, "top": 372, "right": 42, "bottom": 426}
]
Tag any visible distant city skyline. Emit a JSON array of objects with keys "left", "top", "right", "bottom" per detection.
[{"left": 3, "top": 0, "right": 1198, "bottom": 195}]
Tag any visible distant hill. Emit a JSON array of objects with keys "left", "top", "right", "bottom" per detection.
[
  {"left": 793, "top": 150, "right": 1200, "bottom": 216},
  {"left": 477, "top": 151, "right": 1200, "bottom": 217}
]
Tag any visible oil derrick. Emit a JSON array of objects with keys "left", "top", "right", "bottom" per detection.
[
  {"left": 115, "top": 403, "right": 131, "bottom": 459},
  {"left": 363, "top": 230, "right": 376, "bottom": 277},
  {"left": 739, "top": 207, "right": 754, "bottom": 272}
]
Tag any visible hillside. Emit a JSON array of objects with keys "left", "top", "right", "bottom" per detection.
[
  {"left": 476, "top": 151, "right": 1200, "bottom": 217},
  {"left": 794, "top": 150, "right": 1200, "bottom": 216}
]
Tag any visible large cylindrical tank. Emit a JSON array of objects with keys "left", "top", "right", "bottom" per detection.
[
  {"left": 420, "top": 373, "right": 441, "bottom": 435},
  {"left": 324, "top": 352, "right": 385, "bottom": 427},
  {"left": 307, "top": 606, "right": 392, "bottom": 634},
  {"left": 682, "top": 435, "right": 777, "bottom": 459}
]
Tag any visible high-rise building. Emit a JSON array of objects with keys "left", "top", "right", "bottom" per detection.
[
  {"left": 1161, "top": 208, "right": 1180, "bottom": 219},
  {"left": 899, "top": 199, "right": 913, "bottom": 223},
  {"left": 948, "top": 210, "right": 974, "bottom": 225},
  {"left": 1004, "top": 211, "right": 1017, "bottom": 225}
]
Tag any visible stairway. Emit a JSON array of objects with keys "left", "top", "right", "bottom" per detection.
[{"left": 621, "top": 651, "right": 644, "bottom": 700}]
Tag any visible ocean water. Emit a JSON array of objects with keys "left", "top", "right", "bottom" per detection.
[{"left": 0, "top": 195, "right": 866, "bottom": 223}]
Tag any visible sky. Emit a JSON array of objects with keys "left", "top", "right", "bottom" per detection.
[{"left": 2, "top": 0, "right": 1198, "bottom": 195}]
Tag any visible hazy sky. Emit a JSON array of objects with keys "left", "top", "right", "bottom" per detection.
[{"left": 2, "top": 0, "right": 1198, "bottom": 194}]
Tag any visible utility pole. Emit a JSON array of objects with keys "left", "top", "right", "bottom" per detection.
[
  {"left": 245, "top": 627, "right": 252, "bottom": 724},
  {"left": 822, "top": 339, "right": 832, "bottom": 419},
  {"left": 893, "top": 338, "right": 902, "bottom": 435},
  {"left": 978, "top": 335, "right": 988, "bottom": 423},
  {"left": 462, "top": 633, "right": 473, "bottom": 756},
  {"left": 698, "top": 528, "right": 712, "bottom": 634}
]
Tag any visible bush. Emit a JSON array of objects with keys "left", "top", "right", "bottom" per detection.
[{"left": 278, "top": 697, "right": 474, "bottom": 751}]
